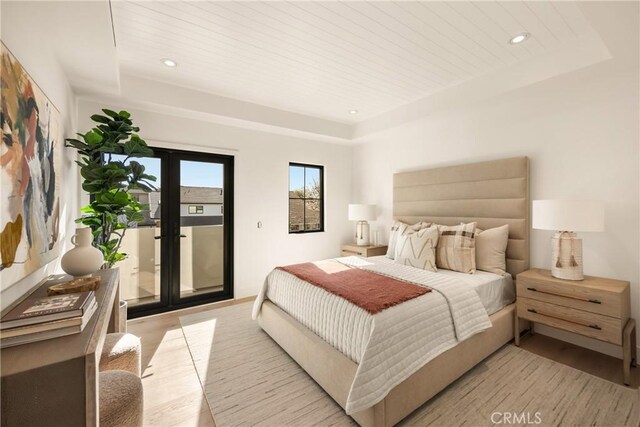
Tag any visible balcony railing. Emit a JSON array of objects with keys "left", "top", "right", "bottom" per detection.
[{"left": 118, "top": 225, "right": 224, "bottom": 306}]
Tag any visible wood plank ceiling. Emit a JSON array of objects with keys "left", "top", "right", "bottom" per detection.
[{"left": 112, "top": 1, "right": 596, "bottom": 123}]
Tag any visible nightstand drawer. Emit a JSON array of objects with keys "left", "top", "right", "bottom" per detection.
[
  {"left": 341, "top": 244, "right": 387, "bottom": 258},
  {"left": 516, "top": 280, "right": 623, "bottom": 318},
  {"left": 517, "top": 297, "right": 623, "bottom": 345},
  {"left": 341, "top": 249, "right": 362, "bottom": 257}
]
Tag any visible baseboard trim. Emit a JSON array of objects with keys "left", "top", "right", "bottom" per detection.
[{"left": 127, "top": 295, "right": 256, "bottom": 325}]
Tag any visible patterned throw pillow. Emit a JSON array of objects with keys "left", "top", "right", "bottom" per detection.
[
  {"left": 386, "top": 221, "right": 409, "bottom": 258},
  {"left": 436, "top": 222, "right": 477, "bottom": 273},
  {"left": 394, "top": 226, "right": 439, "bottom": 272},
  {"left": 386, "top": 221, "right": 433, "bottom": 259}
]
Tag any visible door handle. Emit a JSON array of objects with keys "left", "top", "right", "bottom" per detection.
[
  {"left": 179, "top": 234, "right": 187, "bottom": 238},
  {"left": 154, "top": 235, "right": 165, "bottom": 240}
]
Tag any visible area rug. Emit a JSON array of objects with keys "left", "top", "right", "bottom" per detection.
[{"left": 180, "top": 302, "right": 639, "bottom": 427}]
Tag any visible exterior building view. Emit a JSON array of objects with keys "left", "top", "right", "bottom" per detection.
[{"left": 130, "top": 186, "right": 224, "bottom": 226}]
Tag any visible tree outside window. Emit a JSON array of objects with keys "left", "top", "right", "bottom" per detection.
[{"left": 289, "top": 163, "right": 324, "bottom": 233}]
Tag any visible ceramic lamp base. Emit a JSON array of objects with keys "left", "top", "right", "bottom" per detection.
[
  {"left": 551, "top": 232, "right": 584, "bottom": 281},
  {"left": 355, "top": 221, "right": 370, "bottom": 246}
]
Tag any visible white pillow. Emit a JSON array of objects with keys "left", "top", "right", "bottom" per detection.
[
  {"left": 386, "top": 221, "right": 409, "bottom": 258},
  {"left": 385, "top": 221, "right": 432, "bottom": 259},
  {"left": 475, "top": 224, "right": 509, "bottom": 275},
  {"left": 394, "top": 226, "right": 439, "bottom": 272}
]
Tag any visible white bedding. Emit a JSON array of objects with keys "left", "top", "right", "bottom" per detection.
[
  {"left": 370, "top": 256, "right": 515, "bottom": 315},
  {"left": 252, "top": 256, "right": 493, "bottom": 414}
]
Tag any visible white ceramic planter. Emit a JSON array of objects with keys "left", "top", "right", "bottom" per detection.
[{"left": 61, "top": 227, "right": 104, "bottom": 277}]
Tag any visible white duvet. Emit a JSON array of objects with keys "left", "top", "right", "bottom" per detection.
[{"left": 252, "top": 256, "right": 492, "bottom": 415}]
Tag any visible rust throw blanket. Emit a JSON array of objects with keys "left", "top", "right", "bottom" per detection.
[{"left": 276, "top": 261, "right": 431, "bottom": 314}]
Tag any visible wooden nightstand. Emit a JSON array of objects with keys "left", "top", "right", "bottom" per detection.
[
  {"left": 340, "top": 243, "right": 387, "bottom": 258},
  {"left": 515, "top": 268, "right": 636, "bottom": 385}
]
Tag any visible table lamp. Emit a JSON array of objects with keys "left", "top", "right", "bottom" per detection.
[
  {"left": 348, "top": 204, "right": 376, "bottom": 246},
  {"left": 532, "top": 200, "right": 604, "bottom": 280}
]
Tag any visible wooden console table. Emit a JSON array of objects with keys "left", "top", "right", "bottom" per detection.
[{"left": 1, "top": 269, "right": 121, "bottom": 426}]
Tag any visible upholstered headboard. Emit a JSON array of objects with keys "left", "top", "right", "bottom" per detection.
[{"left": 393, "top": 157, "right": 530, "bottom": 278}]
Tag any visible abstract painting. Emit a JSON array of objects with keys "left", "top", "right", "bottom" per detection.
[{"left": 1, "top": 43, "right": 62, "bottom": 287}]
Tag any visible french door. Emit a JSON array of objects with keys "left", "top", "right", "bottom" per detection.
[{"left": 114, "top": 148, "right": 234, "bottom": 318}]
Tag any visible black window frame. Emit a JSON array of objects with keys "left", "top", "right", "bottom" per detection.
[{"left": 288, "top": 162, "right": 324, "bottom": 234}]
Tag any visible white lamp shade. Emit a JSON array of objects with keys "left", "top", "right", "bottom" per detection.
[
  {"left": 348, "top": 204, "right": 376, "bottom": 221},
  {"left": 532, "top": 200, "right": 604, "bottom": 232}
]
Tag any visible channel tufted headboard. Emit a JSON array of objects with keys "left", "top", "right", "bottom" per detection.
[{"left": 393, "top": 156, "right": 530, "bottom": 278}]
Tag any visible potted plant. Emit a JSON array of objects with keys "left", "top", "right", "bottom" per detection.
[
  {"left": 65, "top": 109, "right": 157, "bottom": 268},
  {"left": 65, "top": 109, "right": 157, "bottom": 330}
]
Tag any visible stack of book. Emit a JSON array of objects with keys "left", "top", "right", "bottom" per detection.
[{"left": 0, "top": 291, "right": 97, "bottom": 348}]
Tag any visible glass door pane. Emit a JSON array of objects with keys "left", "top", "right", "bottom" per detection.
[
  {"left": 110, "top": 155, "right": 164, "bottom": 309},
  {"left": 178, "top": 160, "right": 225, "bottom": 298}
]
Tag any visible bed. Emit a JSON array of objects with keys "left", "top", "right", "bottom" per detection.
[{"left": 253, "top": 156, "right": 530, "bottom": 427}]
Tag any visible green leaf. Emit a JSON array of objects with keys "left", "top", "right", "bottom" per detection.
[
  {"left": 90, "top": 114, "right": 111, "bottom": 124},
  {"left": 83, "top": 130, "right": 103, "bottom": 145},
  {"left": 65, "top": 138, "right": 88, "bottom": 150},
  {"left": 102, "top": 109, "right": 120, "bottom": 119},
  {"left": 113, "top": 191, "right": 129, "bottom": 206}
]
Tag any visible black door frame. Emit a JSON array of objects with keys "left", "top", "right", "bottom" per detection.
[{"left": 128, "top": 147, "right": 234, "bottom": 319}]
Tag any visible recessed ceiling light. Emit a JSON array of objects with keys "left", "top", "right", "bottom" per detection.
[
  {"left": 349, "top": 109, "right": 359, "bottom": 115},
  {"left": 161, "top": 58, "right": 178, "bottom": 67},
  {"left": 509, "top": 32, "right": 530, "bottom": 45}
]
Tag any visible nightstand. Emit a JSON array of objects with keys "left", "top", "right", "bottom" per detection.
[
  {"left": 340, "top": 243, "right": 387, "bottom": 258},
  {"left": 515, "top": 268, "right": 636, "bottom": 385}
]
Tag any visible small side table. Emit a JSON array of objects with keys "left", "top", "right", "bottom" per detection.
[
  {"left": 515, "top": 268, "right": 636, "bottom": 386},
  {"left": 341, "top": 243, "right": 387, "bottom": 258}
]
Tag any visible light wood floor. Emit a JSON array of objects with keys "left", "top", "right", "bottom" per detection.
[
  {"left": 518, "top": 331, "right": 640, "bottom": 389},
  {"left": 128, "top": 302, "right": 638, "bottom": 427},
  {"left": 127, "top": 297, "right": 254, "bottom": 427}
]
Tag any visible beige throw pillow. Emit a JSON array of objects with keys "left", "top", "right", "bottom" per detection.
[
  {"left": 394, "top": 226, "right": 438, "bottom": 272},
  {"left": 386, "top": 221, "right": 432, "bottom": 259},
  {"left": 436, "top": 222, "right": 477, "bottom": 273},
  {"left": 475, "top": 225, "right": 509, "bottom": 275}
]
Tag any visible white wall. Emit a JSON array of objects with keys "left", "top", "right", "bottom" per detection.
[
  {"left": 78, "top": 99, "right": 353, "bottom": 299},
  {"left": 0, "top": 4, "right": 79, "bottom": 310},
  {"left": 352, "top": 6, "right": 639, "bottom": 357}
]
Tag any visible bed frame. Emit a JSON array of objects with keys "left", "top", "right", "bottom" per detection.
[{"left": 257, "top": 157, "right": 530, "bottom": 427}]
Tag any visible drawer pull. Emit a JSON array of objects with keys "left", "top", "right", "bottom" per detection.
[
  {"left": 525, "top": 287, "right": 604, "bottom": 305},
  {"left": 524, "top": 306, "right": 604, "bottom": 332}
]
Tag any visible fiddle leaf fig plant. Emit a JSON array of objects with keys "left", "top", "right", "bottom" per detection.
[{"left": 65, "top": 109, "right": 157, "bottom": 268}]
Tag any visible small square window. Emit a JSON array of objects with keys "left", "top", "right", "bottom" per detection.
[{"left": 188, "top": 205, "right": 204, "bottom": 214}]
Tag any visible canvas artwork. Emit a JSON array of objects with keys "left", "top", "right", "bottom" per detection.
[{"left": 0, "top": 42, "right": 62, "bottom": 287}]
